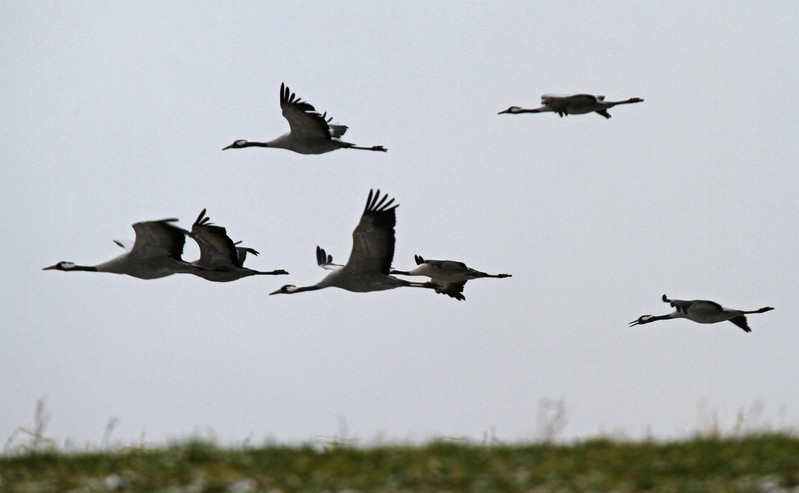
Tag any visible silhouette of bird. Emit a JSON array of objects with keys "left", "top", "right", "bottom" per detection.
[
  {"left": 270, "top": 190, "right": 440, "bottom": 295},
  {"left": 223, "top": 83, "right": 387, "bottom": 154},
  {"left": 391, "top": 255, "right": 511, "bottom": 300},
  {"left": 499, "top": 93, "right": 643, "bottom": 119},
  {"left": 629, "top": 294, "right": 774, "bottom": 332},
  {"left": 43, "top": 219, "right": 204, "bottom": 280},
  {"left": 187, "top": 209, "right": 288, "bottom": 282}
]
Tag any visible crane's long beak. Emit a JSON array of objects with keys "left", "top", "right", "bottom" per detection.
[
  {"left": 497, "top": 109, "right": 509, "bottom": 114},
  {"left": 222, "top": 144, "right": 234, "bottom": 150},
  {"left": 42, "top": 264, "right": 58, "bottom": 270}
]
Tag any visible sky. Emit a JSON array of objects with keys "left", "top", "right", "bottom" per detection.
[{"left": 2, "top": 2, "right": 798, "bottom": 448}]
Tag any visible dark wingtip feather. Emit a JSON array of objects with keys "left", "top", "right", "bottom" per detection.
[
  {"left": 280, "top": 83, "right": 318, "bottom": 113},
  {"left": 316, "top": 245, "right": 325, "bottom": 265},
  {"left": 363, "top": 189, "right": 398, "bottom": 214},
  {"left": 373, "top": 191, "right": 388, "bottom": 210},
  {"left": 365, "top": 189, "right": 375, "bottom": 213},
  {"left": 193, "top": 209, "right": 210, "bottom": 228}
]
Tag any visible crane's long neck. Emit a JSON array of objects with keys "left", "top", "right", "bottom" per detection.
[
  {"left": 240, "top": 141, "right": 270, "bottom": 148},
  {"left": 499, "top": 106, "right": 548, "bottom": 115},
  {"left": 515, "top": 107, "right": 547, "bottom": 113},
  {"left": 607, "top": 98, "right": 642, "bottom": 106},
  {"left": 274, "top": 284, "right": 324, "bottom": 294},
  {"left": 643, "top": 313, "right": 677, "bottom": 324},
  {"left": 89, "top": 258, "right": 130, "bottom": 273},
  {"left": 297, "top": 285, "right": 323, "bottom": 292},
  {"left": 66, "top": 264, "right": 98, "bottom": 272}
]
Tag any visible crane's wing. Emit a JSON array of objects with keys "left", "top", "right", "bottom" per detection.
[
  {"left": 541, "top": 93, "right": 580, "bottom": 100},
  {"left": 235, "top": 242, "right": 259, "bottom": 266},
  {"left": 435, "top": 260, "right": 470, "bottom": 273},
  {"left": 728, "top": 315, "right": 752, "bottom": 333},
  {"left": 666, "top": 298, "right": 693, "bottom": 314},
  {"left": 320, "top": 111, "right": 348, "bottom": 138},
  {"left": 683, "top": 300, "right": 725, "bottom": 317},
  {"left": 346, "top": 189, "right": 398, "bottom": 275},
  {"left": 540, "top": 94, "right": 568, "bottom": 112},
  {"left": 434, "top": 280, "right": 467, "bottom": 301},
  {"left": 664, "top": 295, "right": 724, "bottom": 316},
  {"left": 416, "top": 255, "right": 472, "bottom": 276},
  {"left": 189, "top": 209, "right": 242, "bottom": 268},
  {"left": 542, "top": 93, "right": 600, "bottom": 107},
  {"left": 280, "top": 83, "right": 334, "bottom": 140},
  {"left": 129, "top": 219, "right": 188, "bottom": 261},
  {"left": 316, "top": 246, "right": 344, "bottom": 271},
  {"left": 113, "top": 239, "right": 133, "bottom": 251},
  {"left": 415, "top": 255, "right": 467, "bottom": 270}
]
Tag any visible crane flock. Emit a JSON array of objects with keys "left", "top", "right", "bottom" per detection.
[{"left": 44, "top": 82, "right": 774, "bottom": 332}]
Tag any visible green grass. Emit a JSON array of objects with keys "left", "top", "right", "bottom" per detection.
[{"left": 2, "top": 434, "right": 799, "bottom": 492}]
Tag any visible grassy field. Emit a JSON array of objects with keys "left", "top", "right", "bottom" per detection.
[{"left": 1, "top": 433, "right": 799, "bottom": 492}]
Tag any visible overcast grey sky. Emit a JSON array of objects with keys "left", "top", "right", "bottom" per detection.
[{"left": 3, "top": 2, "right": 798, "bottom": 447}]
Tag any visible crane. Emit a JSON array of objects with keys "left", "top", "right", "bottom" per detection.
[
  {"left": 499, "top": 93, "right": 643, "bottom": 119},
  {"left": 223, "top": 83, "right": 387, "bottom": 154},
  {"left": 391, "top": 255, "right": 511, "bottom": 300},
  {"left": 270, "top": 190, "right": 440, "bottom": 295},
  {"left": 43, "top": 218, "right": 204, "bottom": 280},
  {"left": 629, "top": 294, "right": 774, "bottom": 332},
  {"left": 187, "top": 209, "right": 288, "bottom": 282}
]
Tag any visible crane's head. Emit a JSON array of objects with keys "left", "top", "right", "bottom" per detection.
[
  {"left": 628, "top": 315, "right": 655, "bottom": 327},
  {"left": 269, "top": 284, "right": 297, "bottom": 295},
  {"left": 43, "top": 261, "right": 76, "bottom": 271},
  {"left": 223, "top": 140, "right": 251, "bottom": 150},
  {"left": 498, "top": 106, "right": 523, "bottom": 115}
]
